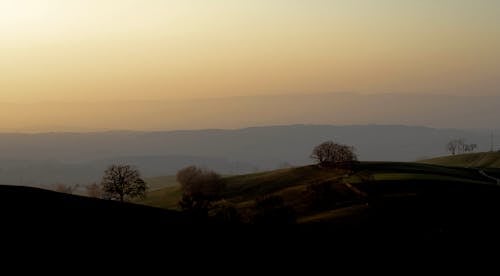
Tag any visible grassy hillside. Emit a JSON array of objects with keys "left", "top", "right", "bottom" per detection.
[
  {"left": 138, "top": 185, "right": 182, "bottom": 210},
  {"left": 138, "top": 161, "right": 500, "bottom": 229},
  {"left": 145, "top": 175, "right": 178, "bottom": 191},
  {"left": 141, "top": 162, "right": 499, "bottom": 207},
  {"left": 133, "top": 160, "right": 500, "bottom": 242},
  {"left": 421, "top": 152, "right": 500, "bottom": 168},
  {"left": 138, "top": 166, "right": 347, "bottom": 210}
]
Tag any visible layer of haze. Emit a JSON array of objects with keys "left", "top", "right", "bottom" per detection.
[{"left": 1, "top": 0, "right": 499, "bottom": 131}]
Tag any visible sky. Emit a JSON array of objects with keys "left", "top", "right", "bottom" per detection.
[{"left": 0, "top": 0, "right": 499, "bottom": 130}]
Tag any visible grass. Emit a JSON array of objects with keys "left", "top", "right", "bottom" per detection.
[
  {"left": 137, "top": 165, "right": 345, "bottom": 211},
  {"left": 137, "top": 185, "right": 182, "bottom": 210},
  {"left": 421, "top": 152, "right": 500, "bottom": 168},
  {"left": 145, "top": 175, "right": 178, "bottom": 191},
  {"left": 140, "top": 160, "right": 499, "bottom": 213},
  {"left": 221, "top": 166, "right": 342, "bottom": 200},
  {"left": 136, "top": 153, "right": 500, "bottom": 228}
]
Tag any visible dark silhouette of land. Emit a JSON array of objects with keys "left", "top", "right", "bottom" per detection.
[
  {"left": 0, "top": 185, "right": 186, "bottom": 228},
  {"left": 5, "top": 153, "right": 500, "bottom": 246}
]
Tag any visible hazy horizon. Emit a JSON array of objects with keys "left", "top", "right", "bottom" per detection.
[
  {"left": 1, "top": 93, "right": 499, "bottom": 132},
  {"left": 1, "top": 124, "right": 497, "bottom": 186},
  {"left": 2, "top": 1, "right": 499, "bottom": 131}
]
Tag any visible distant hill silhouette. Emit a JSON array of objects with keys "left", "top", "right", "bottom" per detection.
[{"left": 0, "top": 125, "right": 496, "bottom": 186}]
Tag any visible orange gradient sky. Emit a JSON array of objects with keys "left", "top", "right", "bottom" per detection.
[{"left": 1, "top": 0, "right": 499, "bottom": 103}]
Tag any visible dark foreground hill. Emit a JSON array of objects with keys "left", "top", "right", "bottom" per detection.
[{"left": 0, "top": 185, "right": 188, "bottom": 228}]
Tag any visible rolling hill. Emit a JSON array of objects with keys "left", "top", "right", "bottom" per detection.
[
  {"left": 133, "top": 159, "right": 500, "bottom": 242},
  {"left": 421, "top": 152, "right": 500, "bottom": 168},
  {"left": 5, "top": 156, "right": 500, "bottom": 243},
  {"left": 0, "top": 184, "right": 187, "bottom": 227},
  {"left": 138, "top": 160, "right": 500, "bottom": 235}
]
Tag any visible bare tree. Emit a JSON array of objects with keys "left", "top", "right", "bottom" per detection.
[
  {"left": 447, "top": 140, "right": 460, "bottom": 155},
  {"left": 447, "top": 139, "right": 476, "bottom": 155},
  {"left": 101, "top": 165, "right": 147, "bottom": 203},
  {"left": 310, "top": 141, "right": 357, "bottom": 165},
  {"left": 85, "top": 182, "right": 102, "bottom": 198},
  {"left": 464, "top": 143, "right": 477, "bottom": 153}
]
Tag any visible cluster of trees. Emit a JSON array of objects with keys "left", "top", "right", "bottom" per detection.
[
  {"left": 446, "top": 139, "right": 477, "bottom": 155},
  {"left": 176, "top": 166, "right": 224, "bottom": 217}
]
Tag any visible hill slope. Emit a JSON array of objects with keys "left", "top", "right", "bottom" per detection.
[
  {"left": 0, "top": 185, "right": 187, "bottom": 228},
  {"left": 421, "top": 152, "right": 500, "bottom": 168},
  {"left": 140, "top": 161, "right": 498, "bottom": 208},
  {"left": 6, "top": 160, "right": 500, "bottom": 243},
  {"left": 138, "top": 161, "right": 500, "bottom": 240}
]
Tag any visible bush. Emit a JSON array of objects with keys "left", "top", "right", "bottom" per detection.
[{"left": 177, "top": 166, "right": 225, "bottom": 216}]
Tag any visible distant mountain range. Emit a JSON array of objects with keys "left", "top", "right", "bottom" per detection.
[{"left": 0, "top": 124, "right": 498, "bottom": 186}]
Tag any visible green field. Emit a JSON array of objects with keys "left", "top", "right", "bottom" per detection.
[
  {"left": 129, "top": 175, "right": 180, "bottom": 209},
  {"left": 421, "top": 152, "right": 500, "bottom": 168},
  {"left": 145, "top": 175, "right": 179, "bottom": 191},
  {"left": 137, "top": 153, "right": 500, "bottom": 224}
]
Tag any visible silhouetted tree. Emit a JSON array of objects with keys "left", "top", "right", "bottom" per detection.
[
  {"left": 464, "top": 143, "right": 477, "bottom": 153},
  {"left": 177, "top": 166, "right": 224, "bottom": 217},
  {"left": 447, "top": 139, "right": 463, "bottom": 155},
  {"left": 447, "top": 139, "right": 477, "bottom": 155},
  {"left": 311, "top": 141, "right": 357, "bottom": 165},
  {"left": 101, "top": 165, "right": 147, "bottom": 203}
]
